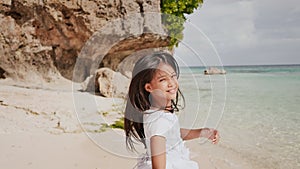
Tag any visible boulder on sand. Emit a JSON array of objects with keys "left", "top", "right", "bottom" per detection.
[{"left": 82, "top": 68, "right": 130, "bottom": 98}]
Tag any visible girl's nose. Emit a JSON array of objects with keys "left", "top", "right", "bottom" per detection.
[{"left": 167, "top": 76, "right": 176, "bottom": 87}]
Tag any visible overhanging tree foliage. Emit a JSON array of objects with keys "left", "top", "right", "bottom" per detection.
[{"left": 161, "top": 0, "right": 203, "bottom": 47}]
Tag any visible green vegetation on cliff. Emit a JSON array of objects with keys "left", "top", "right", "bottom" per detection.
[{"left": 161, "top": 0, "right": 203, "bottom": 47}]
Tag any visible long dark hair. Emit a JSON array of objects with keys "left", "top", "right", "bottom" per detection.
[{"left": 124, "top": 52, "right": 185, "bottom": 151}]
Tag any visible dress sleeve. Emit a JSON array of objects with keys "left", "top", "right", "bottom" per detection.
[{"left": 144, "top": 113, "right": 174, "bottom": 139}]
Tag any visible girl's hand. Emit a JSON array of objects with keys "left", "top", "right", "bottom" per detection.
[{"left": 200, "top": 128, "right": 220, "bottom": 144}]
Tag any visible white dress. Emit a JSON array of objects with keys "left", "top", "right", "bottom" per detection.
[{"left": 135, "top": 110, "right": 199, "bottom": 169}]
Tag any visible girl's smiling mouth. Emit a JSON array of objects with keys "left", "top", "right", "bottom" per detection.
[{"left": 167, "top": 88, "right": 177, "bottom": 94}]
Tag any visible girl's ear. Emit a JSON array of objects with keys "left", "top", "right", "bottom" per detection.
[{"left": 144, "top": 83, "right": 152, "bottom": 92}]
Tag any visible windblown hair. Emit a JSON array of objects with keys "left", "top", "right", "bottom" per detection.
[{"left": 124, "top": 52, "right": 185, "bottom": 151}]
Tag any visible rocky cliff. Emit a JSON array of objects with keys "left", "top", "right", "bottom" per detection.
[{"left": 0, "top": 0, "right": 170, "bottom": 83}]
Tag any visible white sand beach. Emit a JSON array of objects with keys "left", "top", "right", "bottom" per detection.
[{"left": 0, "top": 78, "right": 253, "bottom": 169}]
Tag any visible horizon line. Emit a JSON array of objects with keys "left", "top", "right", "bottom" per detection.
[{"left": 179, "top": 63, "right": 300, "bottom": 68}]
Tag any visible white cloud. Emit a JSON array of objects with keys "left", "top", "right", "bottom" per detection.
[
  {"left": 175, "top": 0, "right": 300, "bottom": 65},
  {"left": 192, "top": 0, "right": 256, "bottom": 47}
]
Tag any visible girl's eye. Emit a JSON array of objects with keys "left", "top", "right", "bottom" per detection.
[
  {"left": 171, "top": 75, "right": 177, "bottom": 79},
  {"left": 159, "top": 78, "right": 166, "bottom": 82}
]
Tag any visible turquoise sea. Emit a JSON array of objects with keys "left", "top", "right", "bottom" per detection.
[{"left": 178, "top": 65, "right": 300, "bottom": 169}]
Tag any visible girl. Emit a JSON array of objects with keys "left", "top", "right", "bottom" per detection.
[{"left": 124, "top": 52, "right": 219, "bottom": 169}]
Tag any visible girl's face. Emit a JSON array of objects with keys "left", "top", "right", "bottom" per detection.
[{"left": 144, "top": 63, "right": 179, "bottom": 107}]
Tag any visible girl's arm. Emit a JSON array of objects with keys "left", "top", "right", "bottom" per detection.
[
  {"left": 150, "top": 135, "right": 166, "bottom": 169},
  {"left": 180, "top": 128, "right": 219, "bottom": 144}
]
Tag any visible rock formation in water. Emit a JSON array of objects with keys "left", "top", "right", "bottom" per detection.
[
  {"left": 204, "top": 67, "right": 226, "bottom": 75},
  {"left": 0, "top": 0, "right": 170, "bottom": 84}
]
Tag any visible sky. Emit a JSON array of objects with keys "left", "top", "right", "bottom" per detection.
[{"left": 174, "top": 0, "right": 300, "bottom": 66}]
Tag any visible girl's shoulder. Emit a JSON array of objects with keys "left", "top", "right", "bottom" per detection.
[
  {"left": 143, "top": 110, "right": 180, "bottom": 138},
  {"left": 144, "top": 109, "right": 174, "bottom": 116},
  {"left": 143, "top": 109, "right": 177, "bottom": 122}
]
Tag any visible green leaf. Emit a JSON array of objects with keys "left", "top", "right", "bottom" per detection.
[{"left": 161, "top": 0, "right": 203, "bottom": 48}]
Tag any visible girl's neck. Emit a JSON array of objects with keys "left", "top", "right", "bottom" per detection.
[
  {"left": 150, "top": 97, "right": 171, "bottom": 106},
  {"left": 150, "top": 102, "right": 174, "bottom": 113}
]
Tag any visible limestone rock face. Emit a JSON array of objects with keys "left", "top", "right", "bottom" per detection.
[
  {"left": 0, "top": 0, "right": 91, "bottom": 82},
  {"left": 0, "top": 0, "right": 170, "bottom": 83}
]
